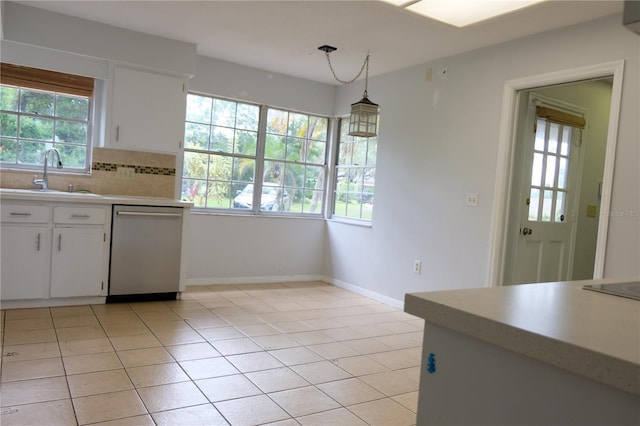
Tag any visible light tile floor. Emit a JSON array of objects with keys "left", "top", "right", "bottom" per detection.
[{"left": 0, "top": 282, "right": 423, "bottom": 425}]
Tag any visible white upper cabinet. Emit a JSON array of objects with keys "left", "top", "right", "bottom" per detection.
[{"left": 110, "top": 66, "right": 187, "bottom": 154}]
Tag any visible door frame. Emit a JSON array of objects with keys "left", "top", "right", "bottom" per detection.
[{"left": 488, "top": 60, "right": 625, "bottom": 286}]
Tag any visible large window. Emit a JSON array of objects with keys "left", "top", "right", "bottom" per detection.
[
  {"left": 333, "top": 118, "right": 377, "bottom": 221},
  {"left": 181, "top": 93, "right": 328, "bottom": 215},
  {"left": 0, "top": 63, "right": 94, "bottom": 172}
]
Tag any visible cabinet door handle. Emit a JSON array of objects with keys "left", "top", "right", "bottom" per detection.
[
  {"left": 36, "top": 233, "right": 41, "bottom": 251},
  {"left": 71, "top": 214, "right": 91, "bottom": 219},
  {"left": 116, "top": 125, "right": 120, "bottom": 141},
  {"left": 10, "top": 212, "right": 32, "bottom": 216},
  {"left": 58, "top": 233, "right": 62, "bottom": 251}
]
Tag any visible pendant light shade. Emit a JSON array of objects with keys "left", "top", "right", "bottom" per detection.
[
  {"left": 349, "top": 95, "right": 379, "bottom": 138},
  {"left": 319, "top": 45, "right": 379, "bottom": 138}
]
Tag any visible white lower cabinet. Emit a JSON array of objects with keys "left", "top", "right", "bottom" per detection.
[
  {"left": 0, "top": 202, "right": 109, "bottom": 302},
  {"left": 50, "top": 227, "right": 105, "bottom": 297},
  {"left": 0, "top": 225, "right": 50, "bottom": 300}
]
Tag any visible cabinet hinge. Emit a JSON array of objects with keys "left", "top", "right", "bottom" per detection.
[
  {"left": 104, "top": 233, "right": 106, "bottom": 242},
  {"left": 533, "top": 122, "right": 537, "bottom": 133},
  {"left": 101, "top": 281, "right": 104, "bottom": 290}
]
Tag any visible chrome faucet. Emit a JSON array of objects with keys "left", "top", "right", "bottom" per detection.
[{"left": 33, "top": 148, "right": 63, "bottom": 191}]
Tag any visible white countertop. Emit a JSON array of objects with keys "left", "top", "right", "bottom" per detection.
[
  {"left": 0, "top": 188, "right": 192, "bottom": 208},
  {"left": 404, "top": 278, "right": 640, "bottom": 396}
]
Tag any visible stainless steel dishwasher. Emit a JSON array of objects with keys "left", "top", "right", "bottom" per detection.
[{"left": 108, "top": 204, "right": 183, "bottom": 303}]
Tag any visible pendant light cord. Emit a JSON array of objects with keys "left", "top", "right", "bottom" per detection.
[{"left": 324, "top": 52, "right": 370, "bottom": 96}]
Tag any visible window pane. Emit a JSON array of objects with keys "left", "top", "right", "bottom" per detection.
[
  {"left": 181, "top": 178, "right": 207, "bottom": 206},
  {"left": 263, "top": 161, "right": 283, "bottom": 185},
  {"left": 542, "top": 190, "right": 553, "bottom": 222},
  {"left": 304, "top": 165, "right": 324, "bottom": 190},
  {"left": 207, "top": 181, "right": 233, "bottom": 209},
  {"left": 211, "top": 126, "right": 234, "bottom": 153},
  {"left": 528, "top": 188, "right": 540, "bottom": 221},
  {"left": 544, "top": 155, "right": 556, "bottom": 187},
  {"left": 184, "top": 122, "right": 210, "bottom": 150},
  {"left": 58, "top": 144, "right": 86, "bottom": 169},
  {"left": 265, "top": 134, "right": 285, "bottom": 160},
  {"left": 308, "top": 116, "right": 327, "bottom": 140},
  {"left": 212, "top": 99, "right": 236, "bottom": 127},
  {"left": 531, "top": 153, "right": 543, "bottom": 186},
  {"left": 209, "top": 155, "right": 232, "bottom": 182},
  {"left": 560, "top": 126, "right": 571, "bottom": 156},
  {"left": 20, "top": 90, "right": 54, "bottom": 116},
  {"left": 260, "top": 184, "right": 290, "bottom": 212},
  {"left": 306, "top": 140, "right": 325, "bottom": 165},
  {"left": 366, "top": 139, "right": 377, "bottom": 165},
  {"left": 288, "top": 112, "right": 308, "bottom": 138},
  {"left": 17, "top": 141, "right": 47, "bottom": 165},
  {"left": 19, "top": 116, "right": 54, "bottom": 141},
  {"left": 547, "top": 123, "right": 559, "bottom": 154},
  {"left": 534, "top": 118, "right": 546, "bottom": 151},
  {"left": 285, "top": 137, "right": 303, "bottom": 162},
  {"left": 55, "top": 120, "right": 87, "bottom": 144},
  {"left": 234, "top": 130, "right": 257, "bottom": 156},
  {"left": 1, "top": 113, "right": 17, "bottom": 137},
  {"left": 303, "top": 190, "right": 323, "bottom": 214},
  {"left": 284, "top": 163, "right": 304, "bottom": 187},
  {"left": 186, "top": 94, "right": 212, "bottom": 123},
  {"left": 183, "top": 151, "right": 209, "bottom": 179},
  {"left": 338, "top": 141, "right": 353, "bottom": 165},
  {"left": 232, "top": 157, "right": 255, "bottom": 183},
  {"left": 0, "top": 86, "right": 19, "bottom": 111},
  {"left": 353, "top": 141, "right": 368, "bottom": 165},
  {"left": 267, "top": 109, "right": 287, "bottom": 134},
  {"left": 56, "top": 95, "right": 89, "bottom": 120},
  {"left": 235, "top": 103, "right": 259, "bottom": 131},
  {"left": 558, "top": 157, "right": 568, "bottom": 189},
  {"left": 0, "top": 138, "right": 17, "bottom": 162},
  {"left": 555, "top": 191, "right": 566, "bottom": 222}
]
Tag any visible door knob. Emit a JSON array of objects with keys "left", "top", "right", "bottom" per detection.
[{"left": 521, "top": 227, "right": 533, "bottom": 235}]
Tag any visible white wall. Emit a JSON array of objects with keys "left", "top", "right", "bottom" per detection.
[{"left": 329, "top": 15, "right": 639, "bottom": 302}]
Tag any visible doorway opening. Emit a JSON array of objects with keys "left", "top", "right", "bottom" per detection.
[{"left": 488, "top": 61, "right": 625, "bottom": 286}]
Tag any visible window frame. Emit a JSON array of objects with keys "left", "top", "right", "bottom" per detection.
[
  {"left": 181, "top": 92, "right": 329, "bottom": 217},
  {"left": 331, "top": 117, "right": 377, "bottom": 223},
  {"left": 0, "top": 64, "right": 95, "bottom": 174}
]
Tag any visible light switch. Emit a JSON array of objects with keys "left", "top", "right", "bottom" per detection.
[{"left": 586, "top": 204, "right": 597, "bottom": 217}]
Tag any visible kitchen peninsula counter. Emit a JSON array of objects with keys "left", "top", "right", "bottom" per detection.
[{"left": 405, "top": 279, "right": 640, "bottom": 425}]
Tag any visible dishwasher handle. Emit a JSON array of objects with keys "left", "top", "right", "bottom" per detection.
[{"left": 116, "top": 211, "right": 182, "bottom": 218}]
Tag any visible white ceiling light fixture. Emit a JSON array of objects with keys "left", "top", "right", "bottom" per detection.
[
  {"left": 382, "top": 0, "right": 547, "bottom": 28},
  {"left": 319, "top": 45, "right": 379, "bottom": 138}
]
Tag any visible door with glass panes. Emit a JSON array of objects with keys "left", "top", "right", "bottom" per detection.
[{"left": 509, "top": 97, "right": 585, "bottom": 285}]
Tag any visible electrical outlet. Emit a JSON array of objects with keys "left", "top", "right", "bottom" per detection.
[
  {"left": 116, "top": 167, "right": 135, "bottom": 179},
  {"left": 413, "top": 260, "right": 422, "bottom": 274},
  {"left": 466, "top": 192, "right": 478, "bottom": 207}
]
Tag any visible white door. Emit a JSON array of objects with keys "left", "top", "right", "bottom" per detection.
[{"left": 507, "top": 100, "right": 584, "bottom": 285}]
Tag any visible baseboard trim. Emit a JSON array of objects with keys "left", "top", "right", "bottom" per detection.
[
  {"left": 326, "top": 278, "right": 404, "bottom": 309},
  {"left": 186, "top": 275, "right": 404, "bottom": 309},
  {"left": 186, "top": 275, "right": 326, "bottom": 286}
]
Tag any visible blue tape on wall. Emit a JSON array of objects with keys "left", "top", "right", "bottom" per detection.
[{"left": 427, "top": 352, "right": 436, "bottom": 374}]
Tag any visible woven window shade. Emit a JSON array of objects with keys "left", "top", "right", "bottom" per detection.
[
  {"left": 536, "top": 106, "right": 586, "bottom": 129},
  {"left": 1, "top": 63, "right": 94, "bottom": 97}
]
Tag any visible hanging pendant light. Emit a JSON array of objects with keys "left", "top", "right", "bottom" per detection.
[{"left": 319, "top": 45, "right": 379, "bottom": 138}]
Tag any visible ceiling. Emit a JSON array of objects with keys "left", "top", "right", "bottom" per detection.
[{"left": 12, "top": 1, "right": 623, "bottom": 85}]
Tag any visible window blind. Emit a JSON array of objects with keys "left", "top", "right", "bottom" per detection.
[
  {"left": 1, "top": 63, "right": 94, "bottom": 97},
  {"left": 536, "top": 106, "right": 586, "bottom": 129}
]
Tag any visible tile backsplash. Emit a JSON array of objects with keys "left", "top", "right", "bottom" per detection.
[{"left": 0, "top": 148, "right": 177, "bottom": 198}]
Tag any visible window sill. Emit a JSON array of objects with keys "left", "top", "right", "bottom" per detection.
[{"left": 328, "top": 216, "right": 373, "bottom": 228}]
